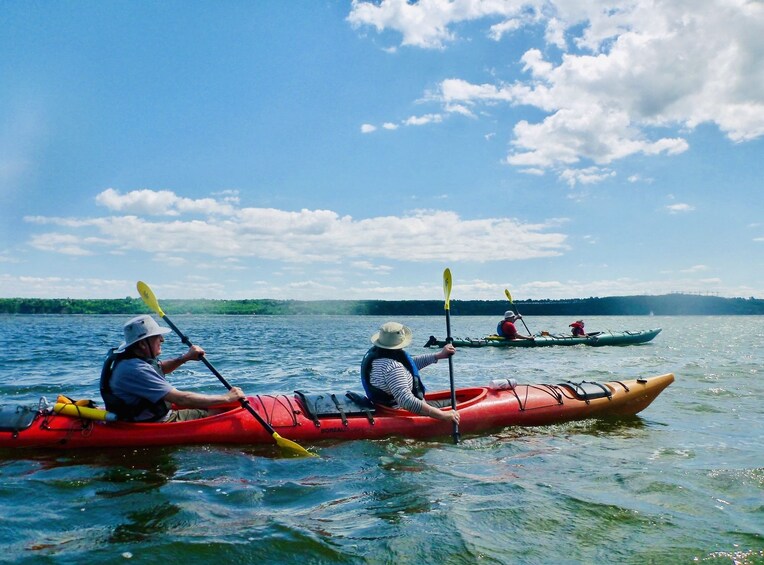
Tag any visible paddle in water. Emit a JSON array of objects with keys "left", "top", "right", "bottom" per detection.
[
  {"left": 137, "top": 281, "right": 316, "bottom": 458},
  {"left": 504, "top": 288, "right": 533, "bottom": 336},
  {"left": 443, "top": 268, "right": 460, "bottom": 444}
]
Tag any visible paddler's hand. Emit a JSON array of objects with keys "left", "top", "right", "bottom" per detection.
[
  {"left": 435, "top": 343, "right": 456, "bottom": 360},
  {"left": 448, "top": 410, "right": 460, "bottom": 425},
  {"left": 182, "top": 345, "right": 206, "bottom": 362},
  {"left": 225, "top": 386, "right": 246, "bottom": 403}
]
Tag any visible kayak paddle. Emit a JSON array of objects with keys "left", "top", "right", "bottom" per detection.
[
  {"left": 443, "top": 268, "right": 460, "bottom": 444},
  {"left": 504, "top": 288, "right": 532, "bottom": 335},
  {"left": 137, "top": 281, "right": 316, "bottom": 458}
]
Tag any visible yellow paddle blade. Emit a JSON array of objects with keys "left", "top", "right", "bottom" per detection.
[
  {"left": 443, "top": 268, "right": 452, "bottom": 310},
  {"left": 505, "top": 288, "right": 513, "bottom": 303},
  {"left": 273, "top": 432, "right": 317, "bottom": 457},
  {"left": 137, "top": 281, "right": 165, "bottom": 317}
]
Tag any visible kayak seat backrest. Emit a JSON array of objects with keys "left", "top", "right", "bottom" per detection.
[
  {"left": 0, "top": 405, "right": 38, "bottom": 433},
  {"left": 557, "top": 380, "right": 612, "bottom": 403},
  {"left": 294, "top": 390, "right": 376, "bottom": 427}
]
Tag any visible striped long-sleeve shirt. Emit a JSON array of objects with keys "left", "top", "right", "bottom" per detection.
[{"left": 369, "top": 353, "right": 438, "bottom": 414}]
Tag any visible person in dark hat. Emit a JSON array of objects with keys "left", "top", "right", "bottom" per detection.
[
  {"left": 101, "top": 315, "right": 245, "bottom": 422},
  {"left": 360, "top": 321, "right": 460, "bottom": 424}
]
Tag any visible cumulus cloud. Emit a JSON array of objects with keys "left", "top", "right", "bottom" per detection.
[
  {"left": 347, "top": 0, "right": 531, "bottom": 49},
  {"left": 95, "top": 188, "right": 236, "bottom": 216},
  {"left": 665, "top": 203, "right": 695, "bottom": 214},
  {"left": 362, "top": 114, "right": 442, "bottom": 132},
  {"left": 403, "top": 113, "right": 443, "bottom": 126},
  {"left": 559, "top": 167, "right": 616, "bottom": 187},
  {"left": 25, "top": 189, "right": 569, "bottom": 263},
  {"left": 349, "top": 0, "right": 764, "bottom": 183}
]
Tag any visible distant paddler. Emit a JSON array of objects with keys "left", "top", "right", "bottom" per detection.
[{"left": 496, "top": 311, "right": 535, "bottom": 342}]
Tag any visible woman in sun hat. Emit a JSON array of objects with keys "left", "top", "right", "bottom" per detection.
[
  {"left": 100, "top": 314, "right": 245, "bottom": 422},
  {"left": 496, "top": 310, "right": 534, "bottom": 341},
  {"left": 360, "top": 321, "right": 460, "bottom": 425}
]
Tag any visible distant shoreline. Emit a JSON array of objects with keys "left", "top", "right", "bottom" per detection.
[{"left": 1, "top": 294, "right": 763, "bottom": 315}]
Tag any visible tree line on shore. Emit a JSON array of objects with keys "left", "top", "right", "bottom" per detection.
[{"left": 1, "top": 294, "right": 763, "bottom": 315}]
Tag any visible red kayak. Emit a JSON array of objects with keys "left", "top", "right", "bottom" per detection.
[{"left": 0, "top": 373, "right": 674, "bottom": 450}]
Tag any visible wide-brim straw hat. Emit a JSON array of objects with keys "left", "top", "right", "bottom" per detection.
[
  {"left": 116, "top": 314, "right": 172, "bottom": 353},
  {"left": 371, "top": 321, "right": 413, "bottom": 350}
]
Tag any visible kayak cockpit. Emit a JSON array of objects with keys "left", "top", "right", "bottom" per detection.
[
  {"left": 293, "top": 387, "right": 487, "bottom": 423},
  {"left": 372, "top": 387, "right": 487, "bottom": 416}
]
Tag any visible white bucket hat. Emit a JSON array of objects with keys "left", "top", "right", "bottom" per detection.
[
  {"left": 371, "top": 321, "right": 413, "bottom": 350},
  {"left": 504, "top": 310, "right": 518, "bottom": 321},
  {"left": 116, "top": 314, "right": 171, "bottom": 353}
]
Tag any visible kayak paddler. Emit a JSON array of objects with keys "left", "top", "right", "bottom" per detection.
[
  {"left": 361, "top": 321, "right": 460, "bottom": 426},
  {"left": 497, "top": 311, "right": 534, "bottom": 341},
  {"left": 569, "top": 320, "right": 589, "bottom": 337},
  {"left": 100, "top": 314, "right": 245, "bottom": 422}
]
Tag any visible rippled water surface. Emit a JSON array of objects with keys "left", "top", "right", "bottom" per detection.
[{"left": 0, "top": 314, "right": 762, "bottom": 564}]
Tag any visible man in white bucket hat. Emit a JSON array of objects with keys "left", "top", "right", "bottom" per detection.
[
  {"left": 101, "top": 315, "right": 245, "bottom": 422},
  {"left": 496, "top": 310, "right": 534, "bottom": 341},
  {"left": 360, "top": 321, "right": 460, "bottom": 425}
]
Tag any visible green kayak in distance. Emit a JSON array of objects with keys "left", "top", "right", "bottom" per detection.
[{"left": 424, "top": 328, "right": 662, "bottom": 348}]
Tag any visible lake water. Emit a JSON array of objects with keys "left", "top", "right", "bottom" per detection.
[{"left": 0, "top": 314, "right": 762, "bottom": 564}]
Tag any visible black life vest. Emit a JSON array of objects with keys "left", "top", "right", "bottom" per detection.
[
  {"left": 99, "top": 348, "right": 170, "bottom": 422},
  {"left": 360, "top": 346, "right": 425, "bottom": 407}
]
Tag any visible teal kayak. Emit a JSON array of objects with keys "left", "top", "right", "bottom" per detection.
[{"left": 424, "top": 328, "right": 662, "bottom": 348}]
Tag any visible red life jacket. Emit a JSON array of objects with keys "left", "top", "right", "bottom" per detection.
[{"left": 497, "top": 320, "right": 518, "bottom": 338}]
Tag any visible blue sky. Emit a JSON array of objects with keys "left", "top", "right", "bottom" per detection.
[{"left": 2, "top": 1, "right": 763, "bottom": 301}]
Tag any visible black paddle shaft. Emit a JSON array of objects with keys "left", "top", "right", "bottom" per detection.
[{"left": 445, "top": 309, "right": 461, "bottom": 444}]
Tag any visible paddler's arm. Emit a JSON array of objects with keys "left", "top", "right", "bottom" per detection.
[
  {"left": 430, "top": 343, "right": 460, "bottom": 424},
  {"left": 160, "top": 345, "right": 205, "bottom": 374},
  {"left": 412, "top": 344, "right": 455, "bottom": 369},
  {"left": 164, "top": 386, "right": 245, "bottom": 408},
  {"left": 407, "top": 345, "right": 460, "bottom": 424},
  {"left": 420, "top": 402, "right": 460, "bottom": 424}
]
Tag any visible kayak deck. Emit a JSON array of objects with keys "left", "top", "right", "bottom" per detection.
[{"left": 0, "top": 373, "right": 675, "bottom": 450}]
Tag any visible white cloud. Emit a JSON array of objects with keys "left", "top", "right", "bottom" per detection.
[
  {"left": 361, "top": 123, "right": 377, "bottom": 133},
  {"left": 352, "top": 261, "right": 393, "bottom": 273},
  {"left": 488, "top": 17, "right": 523, "bottom": 42},
  {"left": 96, "top": 188, "right": 236, "bottom": 216},
  {"left": 681, "top": 265, "right": 709, "bottom": 273},
  {"left": 348, "top": 0, "right": 535, "bottom": 49},
  {"left": 27, "top": 233, "right": 95, "bottom": 256},
  {"left": 0, "top": 274, "right": 136, "bottom": 299},
  {"left": 665, "top": 203, "right": 695, "bottom": 214},
  {"left": 559, "top": 166, "right": 616, "bottom": 187},
  {"left": 403, "top": 113, "right": 443, "bottom": 126},
  {"left": 0, "top": 251, "right": 20, "bottom": 263},
  {"left": 627, "top": 174, "right": 653, "bottom": 184},
  {"left": 349, "top": 0, "right": 764, "bottom": 182},
  {"left": 25, "top": 189, "right": 570, "bottom": 264}
]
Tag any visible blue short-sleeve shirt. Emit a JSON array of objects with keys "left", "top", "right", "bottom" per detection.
[{"left": 111, "top": 357, "right": 173, "bottom": 420}]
